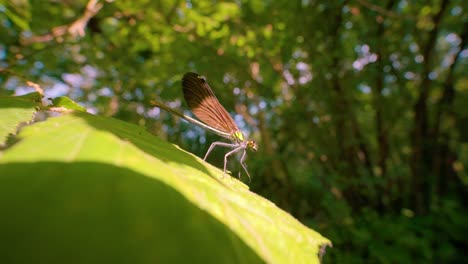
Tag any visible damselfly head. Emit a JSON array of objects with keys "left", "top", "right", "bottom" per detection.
[{"left": 247, "top": 140, "right": 258, "bottom": 152}]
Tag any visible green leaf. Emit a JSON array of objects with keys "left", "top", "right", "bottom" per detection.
[
  {"left": 16, "top": 92, "right": 42, "bottom": 102},
  {"left": 3, "top": 0, "right": 31, "bottom": 30},
  {"left": 0, "top": 93, "right": 39, "bottom": 145},
  {"left": 0, "top": 112, "right": 331, "bottom": 263},
  {"left": 51, "top": 96, "right": 87, "bottom": 112}
]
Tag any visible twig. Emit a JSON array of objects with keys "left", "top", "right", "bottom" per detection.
[
  {"left": 356, "top": 0, "right": 415, "bottom": 19},
  {"left": 20, "top": 0, "right": 103, "bottom": 45}
]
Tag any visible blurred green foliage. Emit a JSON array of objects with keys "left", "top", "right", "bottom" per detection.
[{"left": 1, "top": 0, "right": 467, "bottom": 262}]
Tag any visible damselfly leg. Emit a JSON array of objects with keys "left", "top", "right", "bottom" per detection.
[
  {"left": 203, "top": 141, "right": 239, "bottom": 161},
  {"left": 239, "top": 149, "right": 251, "bottom": 182},
  {"left": 203, "top": 141, "right": 250, "bottom": 180}
]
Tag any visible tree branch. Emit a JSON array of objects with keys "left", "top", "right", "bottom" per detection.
[{"left": 20, "top": 0, "right": 103, "bottom": 45}]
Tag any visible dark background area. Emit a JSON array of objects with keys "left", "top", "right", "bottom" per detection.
[{"left": 1, "top": 0, "right": 467, "bottom": 262}]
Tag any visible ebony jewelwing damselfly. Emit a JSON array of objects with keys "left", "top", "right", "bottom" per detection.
[{"left": 151, "top": 72, "right": 258, "bottom": 180}]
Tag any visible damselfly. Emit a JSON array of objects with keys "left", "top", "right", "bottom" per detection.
[{"left": 152, "top": 72, "right": 257, "bottom": 180}]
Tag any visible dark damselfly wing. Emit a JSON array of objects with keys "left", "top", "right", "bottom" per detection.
[{"left": 182, "top": 72, "right": 239, "bottom": 135}]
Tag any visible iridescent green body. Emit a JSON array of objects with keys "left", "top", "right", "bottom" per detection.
[{"left": 233, "top": 131, "right": 244, "bottom": 142}]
